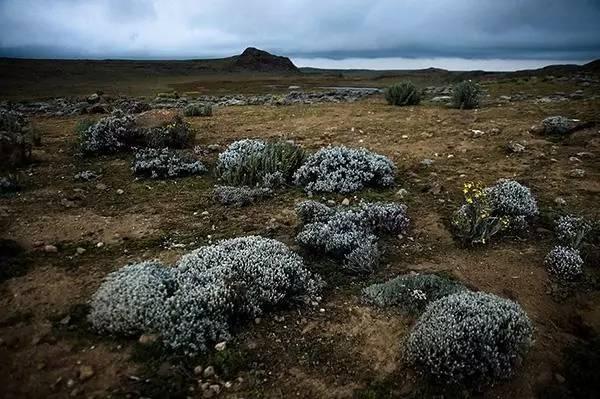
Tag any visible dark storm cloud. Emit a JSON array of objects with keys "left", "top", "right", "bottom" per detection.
[{"left": 0, "top": 0, "right": 599, "bottom": 61}]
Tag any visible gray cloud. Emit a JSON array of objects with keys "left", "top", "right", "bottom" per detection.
[{"left": 0, "top": 0, "right": 599, "bottom": 61}]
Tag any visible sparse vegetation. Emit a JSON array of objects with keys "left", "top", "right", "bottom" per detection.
[
  {"left": 451, "top": 80, "right": 481, "bottom": 109},
  {"left": 385, "top": 81, "right": 421, "bottom": 106}
]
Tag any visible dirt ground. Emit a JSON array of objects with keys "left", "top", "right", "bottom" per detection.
[{"left": 1, "top": 77, "right": 600, "bottom": 398}]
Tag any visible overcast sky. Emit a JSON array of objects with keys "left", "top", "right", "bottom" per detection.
[{"left": 1, "top": 0, "right": 599, "bottom": 70}]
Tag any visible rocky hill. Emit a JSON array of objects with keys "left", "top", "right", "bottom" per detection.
[{"left": 232, "top": 47, "right": 298, "bottom": 73}]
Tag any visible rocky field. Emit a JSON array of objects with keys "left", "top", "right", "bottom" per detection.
[{"left": 1, "top": 69, "right": 600, "bottom": 399}]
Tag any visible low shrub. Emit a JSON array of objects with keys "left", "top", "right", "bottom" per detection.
[
  {"left": 184, "top": 103, "right": 213, "bottom": 117},
  {"left": 74, "top": 170, "right": 100, "bottom": 181},
  {"left": 293, "top": 145, "right": 395, "bottom": 193},
  {"left": 213, "top": 185, "right": 272, "bottom": 207},
  {"left": 296, "top": 200, "right": 409, "bottom": 274},
  {"left": 144, "top": 115, "right": 193, "bottom": 149},
  {"left": 545, "top": 245, "right": 584, "bottom": 281},
  {"left": 451, "top": 80, "right": 481, "bottom": 109},
  {"left": 0, "top": 109, "right": 33, "bottom": 168},
  {"left": 79, "top": 110, "right": 140, "bottom": 155},
  {"left": 363, "top": 273, "right": 466, "bottom": 314},
  {"left": 555, "top": 215, "right": 591, "bottom": 249},
  {"left": 89, "top": 236, "right": 323, "bottom": 354},
  {"left": 88, "top": 261, "right": 176, "bottom": 336},
  {"left": 216, "top": 139, "right": 305, "bottom": 186},
  {"left": 485, "top": 179, "right": 538, "bottom": 218},
  {"left": 131, "top": 148, "right": 207, "bottom": 179},
  {"left": 385, "top": 81, "right": 421, "bottom": 106},
  {"left": 405, "top": 291, "right": 533, "bottom": 386}
]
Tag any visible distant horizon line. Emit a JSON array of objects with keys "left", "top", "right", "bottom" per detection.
[{"left": 0, "top": 54, "right": 597, "bottom": 73}]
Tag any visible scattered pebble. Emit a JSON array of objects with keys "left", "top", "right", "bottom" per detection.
[
  {"left": 43, "top": 244, "right": 58, "bottom": 253},
  {"left": 75, "top": 247, "right": 86, "bottom": 255},
  {"left": 569, "top": 168, "right": 585, "bottom": 178},
  {"left": 215, "top": 341, "right": 226, "bottom": 351},
  {"left": 203, "top": 366, "right": 215, "bottom": 378},
  {"left": 116, "top": 189, "right": 124, "bottom": 195},
  {"left": 341, "top": 198, "right": 350, "bottom": 206},
  {"left": 78, "top": 365, "right": 95, "bottom": 381}
]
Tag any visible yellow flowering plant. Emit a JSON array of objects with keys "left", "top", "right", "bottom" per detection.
[{"left": 451, "top": 182, "right": 511, "bottom": 245}]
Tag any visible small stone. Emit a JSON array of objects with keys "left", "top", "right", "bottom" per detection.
[
  {"left": 569, "top": 168, "right": 585, "bottom": 178},
  {"left": 214, "top": 341, "right": 226, "bottom": 351},
  {"left": 78, "top": 365, "right": 94, "bottom": 381},
  {"left": 193, "top": 365, "right": 204, "bottom": 376},
  {"left": 116, "top": 189, "right": 124, "bottom": 195},
  {"left": 341, "top": 198, "right": 350, "bottom": 206},
  {"left": 66, "top": 379, "right": 76, "bottom": 388},
  {"left": 507, "top": 142, "right": 525, "bottom": 153},
  {"left": 76, "top": 247, "right": 86, "bottom": 255},
  {"left": 201, "top": 211, "right": 209, "bottom": 216},
  {"left": 44, "top": 244, "right": 58, "bottom": 253},
  {"left": 138, "top": 334, "right": 158, "bottom": 345},
  {"left": 395, "top": 188, "right": 408, "bottom": 198},
  {"left": 470, "top": 129, "right": 485, "bottom": 138},
  {"left": 209, "top": 384, "right": 221, "bottom": 394},
  {"left": 569, "top": 156, "right": 581, "bottom": 163},
  {"left": 203, "top": 366, "right": 215, "bottom": 378},
  {"left": 96, "top": 242, "right": 104, "bottom": 248},
  {"left": 95, "top": 183, "right": 107, "bottom": 191},
  {"left": 554, "top": 197, "right": 566, "bottom": 205}
]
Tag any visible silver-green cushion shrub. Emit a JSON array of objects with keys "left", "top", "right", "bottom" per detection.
[
  {"left": 385, "top": 81, "right": 421, "bottom": 106},
  {"left": 79, "top": 110, "right": 139, "bottom": 154},
  {"left": 451, "top": 80, "right": 481, "bottom": 109},
  {"left": 296, "top": 200, "right": 409, "bottom": 274},
  {"left": 213, "top": 185, "right": 272, "bottom": 207},
  {"left": 555, "top": 215, "right": 591, "bottom": 248},
  {"left": 89, "top": 236, "right": 323, "bottom": 355},
  {"left": 545, "top": 245, "right": 584, "bottom": 281},
  {"left": 131, "top": 148, "right": 207, "bottom": 179},
  {"left": 88, "top": 261, "right": 176, "bottom": 335},
  {"left": 485, "top": 179, "right": 538, "bottom": 218},
  {"left": 293, "top": 145, "right": 395, "bottom": 193},
  {"left": 405, "top": 292, "right": 533, "bottom": 385},
  {"left": 161, "top": 236, "right": 324, "bottom": 353},
  {"left": 363, "top": 274, "right": 466, "bottom": 314}
]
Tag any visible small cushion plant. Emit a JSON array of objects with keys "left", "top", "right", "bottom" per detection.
[
  {"left": 293, "top": 145, "right": 395, "bottom": 193},
  {"left": 405, "top": 291, "right": 533, "bottom": 386}
]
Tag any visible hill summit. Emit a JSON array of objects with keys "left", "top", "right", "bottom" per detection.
[{"left": 233, "top": 47, "right": 298, "bottom": 73}]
